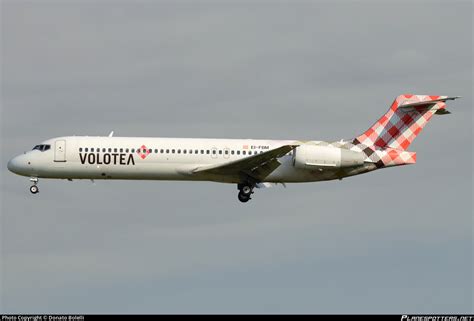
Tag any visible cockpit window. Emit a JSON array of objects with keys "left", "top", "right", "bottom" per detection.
[{"left": 32, "top": 144, "right": 51, "bottom": 152}]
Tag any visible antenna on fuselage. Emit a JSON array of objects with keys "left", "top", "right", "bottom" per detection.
[{"left": 108, "top": 131, "right": 114, "bottom": 137}]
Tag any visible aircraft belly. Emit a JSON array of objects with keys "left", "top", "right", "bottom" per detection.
[
  {"left": 265, "top": 164, "right": 330, "bottom": 183},
  {"left": 38, "top": 162, "right": 218, "bottom": 181},
  {"left": 36, "top": 158, "right": 373, "bottom": 184},
  {"left": 265, "top": 163, "right": 375, "bottom": 183},
  {"left": 39, "top": 162, "right": 338, "bottom": 183}
]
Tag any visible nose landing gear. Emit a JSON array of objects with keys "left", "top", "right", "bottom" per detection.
[
  {"left": 29, "top": 177, "right": 39, "bottom": 194},
  {"left": 237, "top": 183, "right": 254, "bottom": 203}
]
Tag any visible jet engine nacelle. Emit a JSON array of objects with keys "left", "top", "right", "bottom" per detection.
[{"left": 293, "top": 144, "right": 365, "bottom": 169}]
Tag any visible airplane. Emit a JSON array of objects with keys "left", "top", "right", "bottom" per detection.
[{"left": 7, "top": 94, "right": 460, "bottom": 203}]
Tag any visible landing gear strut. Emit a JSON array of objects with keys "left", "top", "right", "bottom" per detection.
[
  {"left": 237, "top": 183, "right": 254, "bottom": 203},
  {"left": 29, "top": 177, "right": 39, "bottom": 194}
]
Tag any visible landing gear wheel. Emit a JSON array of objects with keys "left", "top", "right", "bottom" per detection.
[
  {"left": 237, "top": 182, "right": 255, "bottom": 203},
  {"left": 30, "top": 185, "right": 39, "bottom": 194},
  {"left": 241, "top": 185, "right": 252, "bottom": 196},
  {"left": 238, "top": 192, "right": 250, "bottom": 203}
]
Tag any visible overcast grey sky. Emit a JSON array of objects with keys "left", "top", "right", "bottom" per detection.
[{"left": 1, "top": 0, "right": 472, "bottom": 314}]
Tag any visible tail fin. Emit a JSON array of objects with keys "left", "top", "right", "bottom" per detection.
[{"left": 353, "top": 94, "right": 460, "bottom": 150}]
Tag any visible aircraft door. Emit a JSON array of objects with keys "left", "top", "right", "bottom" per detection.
[{"left": 54, "top": 140, "right": 66, "bottom": 162}]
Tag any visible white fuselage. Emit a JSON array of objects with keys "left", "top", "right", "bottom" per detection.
[{"left": 9, "top": 136, "right": 364, "bottom": 184}]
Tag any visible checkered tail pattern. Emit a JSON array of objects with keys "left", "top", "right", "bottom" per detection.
[{"left": 347, "top": 94, "right": 457, "bottom": 168}]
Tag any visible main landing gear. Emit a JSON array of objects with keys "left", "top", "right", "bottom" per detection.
[
  {"left": 29, "top": 177, "right": 39, "bottom": 194},
  {"left": 237, "top": 183, "right": 254, "bottom": 203}
]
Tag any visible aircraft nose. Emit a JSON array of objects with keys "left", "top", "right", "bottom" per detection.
[
  {"left": 7, "top": 155, "right": 30, "bottom": 175},
  {"left": 8, "top": 156, "right": 19, "bottom": 173}
]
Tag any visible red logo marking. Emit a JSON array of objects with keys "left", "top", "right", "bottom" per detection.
[{"left": 136, "top": 145, "right": 151, "bottom": 159}]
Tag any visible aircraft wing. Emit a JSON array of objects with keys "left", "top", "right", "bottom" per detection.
[{"left": 192, "top": 144, "right": 298, "bottom": 181}]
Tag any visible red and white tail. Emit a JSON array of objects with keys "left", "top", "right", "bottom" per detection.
[{"left": 353, "top": 94, "right": 459, "bottom": 150}]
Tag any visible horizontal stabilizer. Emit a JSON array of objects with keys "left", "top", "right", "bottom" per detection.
[
  {"left": 435, "top": 109, "right": 451, "bottom": 115},
  {"left": 398, "top": 96, "right": 460, "bottom": 112}
]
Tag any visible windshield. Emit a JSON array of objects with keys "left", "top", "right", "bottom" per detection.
[{"left": 32, "top": 144, "right": 51, "bottom": 152}]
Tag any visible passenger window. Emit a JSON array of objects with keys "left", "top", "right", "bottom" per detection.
[
  {"left": 155, "top": 149, "right": 158, "bottom": 153},
  {"left": 108, "top": 148, "right": 112, "bottom": 152},
  {"left": 148, "top": 149, "right": 152, "bottom": 153},
  {"left": 225, "top": 150, "right": 229, "bottom": 155},
  {"left": 212, "top": 150, "right": 216, "bottom": 154},
  {"left": 189, "top": 150, "right": 193, "bottom": 154},
  {"left": 85, "top": 148, "right": 89, "bottom": 152},
  {"left": 243, "top": 151, "right": 246, "bottom": 155},
  {"left": 183, "top": 150, "right": 187, "bottom": 154},
  {"left": 166, "top": 149, "right": 169, "bottom": 153},
  {"left": 114, "top": 148, "right": 118, "bottom": 153},
  {"left": 231, "top": 151, "right": 234, "bottom": 155},
  {"left": 91, "top": 148, "right": 95, "bottom": 152},
  {"left": 195, "top": 150, "right": 199, "bottom": 154},
  {"left": 206, "top": 150, "right": 210, "bottom": 154},
  {"left": 172, "top": 149, "right": 175, "bottom": 153},
  {"left": 126, "top": 148, "right": 129, "bottom": 153},
  {"left": 160, "top": 149, "right": 164, "bottom": 153},
  {"left": 102, "top": 148, "right": 106, "bottom": 152},
  {"left": 201, "top": 150, "right": 204, "bottom": 154},
  {"left": 237, "top": 151, "right": 240, "bottom": 155},
  {"left": 79, "top": 148, "right": 83, "bottom": 152}
]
